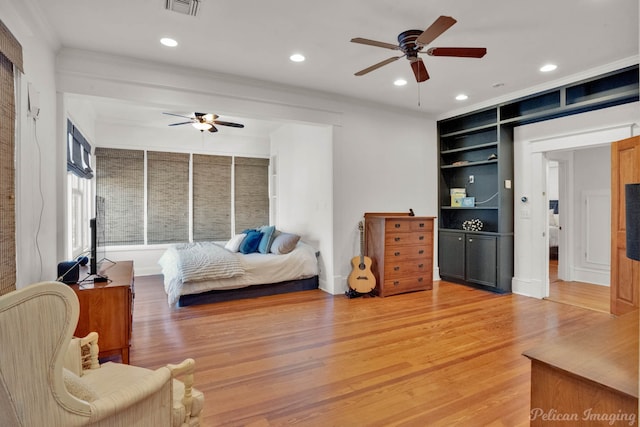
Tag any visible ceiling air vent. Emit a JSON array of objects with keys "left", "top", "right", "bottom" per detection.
[{"left": 165, "top": 0, "right": 200, "bottom": 17}]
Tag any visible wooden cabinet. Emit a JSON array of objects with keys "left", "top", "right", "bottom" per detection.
[
  {"left": 364, "top": 213, "right": 434, "bottom": 297},
  {"left": 70, "top": 261, "right": 134, "bottom": 364}
]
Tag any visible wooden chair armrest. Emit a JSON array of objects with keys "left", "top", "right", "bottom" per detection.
[
  {"left": 77, "top": 332, "right": 100, "bottom": 371},
  {"left": 167, "top": 358, "right": 196, "bottom": 423}
]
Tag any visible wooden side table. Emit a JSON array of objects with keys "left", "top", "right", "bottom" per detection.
[
  {"left": 523, "top": 311, "right": 638, "bottom": 426},
  {"left": 70, "top": 261, "right": 134, "bottom": 364}
]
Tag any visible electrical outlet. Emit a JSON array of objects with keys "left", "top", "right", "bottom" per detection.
[{"left": 468, "top": 175, "right": 474, "bottom": 184}]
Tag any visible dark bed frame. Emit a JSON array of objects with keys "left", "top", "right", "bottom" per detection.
[{"left": 177, "top": 275, "right": 319, "bottom": 307}]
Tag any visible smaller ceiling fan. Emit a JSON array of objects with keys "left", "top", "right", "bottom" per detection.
[
  {"left": 351, "top": 15, "right": 487, "bottom": 83},
  {"left": 163, "top": 112, "right": 245, "bottom": 133}
]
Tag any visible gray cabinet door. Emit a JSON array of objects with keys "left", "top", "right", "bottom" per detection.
[
  {"left": 465, "top": 235, "right": 497, "bottom": 287},
  {"left": 438, "top": 231, "right": 465, "bottom": 281}
]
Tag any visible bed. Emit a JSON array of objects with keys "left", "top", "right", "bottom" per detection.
[
  {"left": 158, "top": 238, "right": 319, "bottom": 307},
  {"left": 549, "top": 200, "right": 559, "bottom": 260}
]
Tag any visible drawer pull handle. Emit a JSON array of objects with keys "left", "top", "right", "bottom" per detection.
[
  {"left": 394, "top": 237, "right": 401, "bottom": 242},
  {"left": 394, "top": 223, "right": 401, "bottom": 228},
  {"left": 418, "top": 264, "right": 424, "bottom": 268},
  {"left": 418, "top": 250, "right": 424, "bottom": 254},
  {"left": 393, "top": 281, "right": 400, "bottom": 286},
  {"left": 419, "top": 236, "right": 424, "bottom": 240},
  {"left": 419, "top": 223, "right": 425, "bottom": 228},
  {"left": 417, "top": 277, "right": 423, "bottom": 282},
  {"left": 458, "top": 237, "right": 462, "bottom": 241},
  {"left": 394, "top": 251, "right": 400, "bottom": 256},
  {"left": 394, "top": 266, "right": 400, "bottom": 271},
  {"left": 469, "top": 238, "right": 473, "bottom": 243}
]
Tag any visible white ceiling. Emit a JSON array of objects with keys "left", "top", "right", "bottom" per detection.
[{"left": 31, "top": 0, "right": 639, "bottom": 128}]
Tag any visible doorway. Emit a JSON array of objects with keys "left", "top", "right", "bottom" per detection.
[{"left": 543, "top": 147, "right": 611, "bottom": 313}]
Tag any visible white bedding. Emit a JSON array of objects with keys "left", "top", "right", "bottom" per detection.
[
  {"left": 159, "top": 241, "right": 319, "bottom": 305},
  {"left": 549, "top": 225, "right": 559, "bottom": 247}
]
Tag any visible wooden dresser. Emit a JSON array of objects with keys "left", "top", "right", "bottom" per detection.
[
  {"left": 70, "top": 261, "right": 134, "bottom": 364},
  {"left": 364, "top": 213, "right": 435, "bottom": 297}
]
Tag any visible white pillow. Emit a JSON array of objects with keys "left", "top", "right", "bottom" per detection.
[
  {"left": 225, "top": 233, "right": 246, "bottom": 252},
  {"left": 63, "top": 368, "right": 98, "bottom": 402}
]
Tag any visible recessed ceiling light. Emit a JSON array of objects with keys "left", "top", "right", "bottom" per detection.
[
  {"left": 160, "top": 37, "right": 178, "bottom": 47},
  {"left": 394, "top": 79, "right": 408, "bottom": 86},
  {"left": 540, "top": 63, "right": 557, "bottom": 72},
  {"left": 290, "top": 54, "right": 305, "bottom": 62},
  {"left": 455, "top": 94, "right": 469, "bottom": 101}
]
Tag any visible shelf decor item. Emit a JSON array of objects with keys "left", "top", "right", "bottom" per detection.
[
  {"left": 461, "top": 197, "right": 475, "bottom": 207},
  {"left": 462, "top": 218, "right": 483, "bottom": 231}
]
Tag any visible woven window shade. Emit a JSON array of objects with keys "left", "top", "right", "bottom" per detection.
[
  {"left": 234, "top": 157, "right": 269, "bottom": 233},
  {"left": 0, "top": 55, "right": 15, "bottom": 295},
  {"left": 95, "top": 148, "right": 145, "bottom": 245},
  {"left": 148, "top": 151, "right": 190, "bottom": 244},
  {"left": 193, "top": 154, "right": 232, "bottom": 241},
  {"left": 0, "top": 20, "right": 23, "bottom": 73}
]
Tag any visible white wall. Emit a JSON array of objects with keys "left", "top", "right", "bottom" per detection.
[
  {"left": 512, "top": 102, "right": 640, "bottom": 299},
  {"left": 271, "top": 123, "right": 333, "bottom": 292},
  {"left": 2, "top": 2, "right": 60, "bottom": 287}
]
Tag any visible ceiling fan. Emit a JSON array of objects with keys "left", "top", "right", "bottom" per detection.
[
  {"left": 351, "top": 15, "right": 487, "bottom": 83},
  {"left": 163, "top": 112, "right": 245, "bottom": 133}
]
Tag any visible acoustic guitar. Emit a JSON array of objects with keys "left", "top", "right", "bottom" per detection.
[{"left": 347, "top": 221, "right": 376, "bottom": 295}]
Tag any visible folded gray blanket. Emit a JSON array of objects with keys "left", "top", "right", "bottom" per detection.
[{"left": 171, "top": 241, "right": 245, "bottom": 283}]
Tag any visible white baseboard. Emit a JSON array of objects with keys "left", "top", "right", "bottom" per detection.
[
  {"left": 572, "top": 267, "right": 610, "bottom": 286},
  {"left": 512, "top": 277, "right": 544, "bottom": 299}
]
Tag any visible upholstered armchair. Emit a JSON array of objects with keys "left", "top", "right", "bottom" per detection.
[{"left": 0, "top": 281, "right": 204, "bottom": 426}]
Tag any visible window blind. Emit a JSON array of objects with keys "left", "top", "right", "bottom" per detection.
[
  {"left": 67, "top": 120, "right": 93, "bottom": 179},
  {"left": 0, "top": 20, "right": 22, "bottom": 296},
  {"left": 147, "top": 151, "right": 190, "bottom": 244},
  {"left": 95, "top": 148, "right": 144, "bottom": 245},
  {"left": 192, "top": 154, "right": 232, "bottom": 241},
  {"left": 234, "top": 157, "right": 269, "bottom": 233}
]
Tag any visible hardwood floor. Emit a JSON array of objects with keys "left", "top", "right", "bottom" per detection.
[
  {"left": 547, "top": 259, "right": 610, "bottom": 313},
  {"left": 130, "top": 276, "right": 612, "bottom": 427}
]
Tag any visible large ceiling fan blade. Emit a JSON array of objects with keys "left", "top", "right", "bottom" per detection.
[
  {"left": 416, "top": 15, "right": 457, "bottom": 46},
  {"left": 168, "top": 121, "right": 194, "bottom": 126},
  {"left": 163, "top": 112, "right": 193, "bottom": 120},
  {"left": 355, "top": 56, "right": 402, "bottom": 76},
  {"left": 213, "top": 120, "right": 245, "bottom": 128},
  {"left": 427, "top": 47, "right": 487, "bottom": 58},
  {"left": 410, "top": 58, "right": 430, "bottom": 83},
  {"left": 207, "top": 125, "right": 219, "bottom": 133},
  {"left": 350, "top": 37, "right": 399, "bottom": 50}
]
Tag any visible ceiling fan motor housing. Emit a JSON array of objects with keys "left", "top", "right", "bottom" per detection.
[{"left": 397, "top": 30, "right": 424, "bottom": 58}]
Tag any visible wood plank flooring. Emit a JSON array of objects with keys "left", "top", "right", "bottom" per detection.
[
  {"left": 129, "top": 276, "right": 612, "bottom": 427},
  {"left": 547, "top": 259, "right": 610, "bottom": 313}
]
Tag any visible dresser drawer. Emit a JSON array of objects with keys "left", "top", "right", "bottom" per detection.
[
  {"left": 385, "top": 244, "right": 431, "bottom": 260},
  {"left": 384, "top": 219, "right": 412, "bottom": 232},
  {"left": 382, "top": 275, "right": 432, "bottom": 295},
  {"left": 385, "top": 232, "right": 430, "bottom": 247},
  {"left": 384, "top": 259, "right": 430, "bottom": 279},
  {"left": 410, "top": 220, "right": 433, "bottom": 232}
]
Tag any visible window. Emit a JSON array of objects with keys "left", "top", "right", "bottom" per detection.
[
  {"left": 193, "top": 154, "right": 232, "bottom": 241},
  {"left": 95, "top": 148, "right": 269, "bottom": 246},
  {"left": 66, "top": 120, "right": 94, "bottom": 259},
  {"left": 94, "top": 148, "right": 144, "bottom": 245},
  {"left": 67, "top": 173, "right": 91, "bottom": 257},
  {"left": 147, "top": 151, "right": 189, "bottom": 244}
]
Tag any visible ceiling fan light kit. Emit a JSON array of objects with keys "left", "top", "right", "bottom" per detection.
[
  {"left": 351, "top": 15, "right": 487, "bottom": 83},
  {"left": 164, "top": 112, "right": 244, "bottom": 133}
]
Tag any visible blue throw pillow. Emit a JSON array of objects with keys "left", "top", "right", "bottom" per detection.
[
  {"left": 239, "top": 230, "right": 263, "bottom": 254},
  {"left": 258, "top": 225, "right": 276, "bottom": 254}
]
